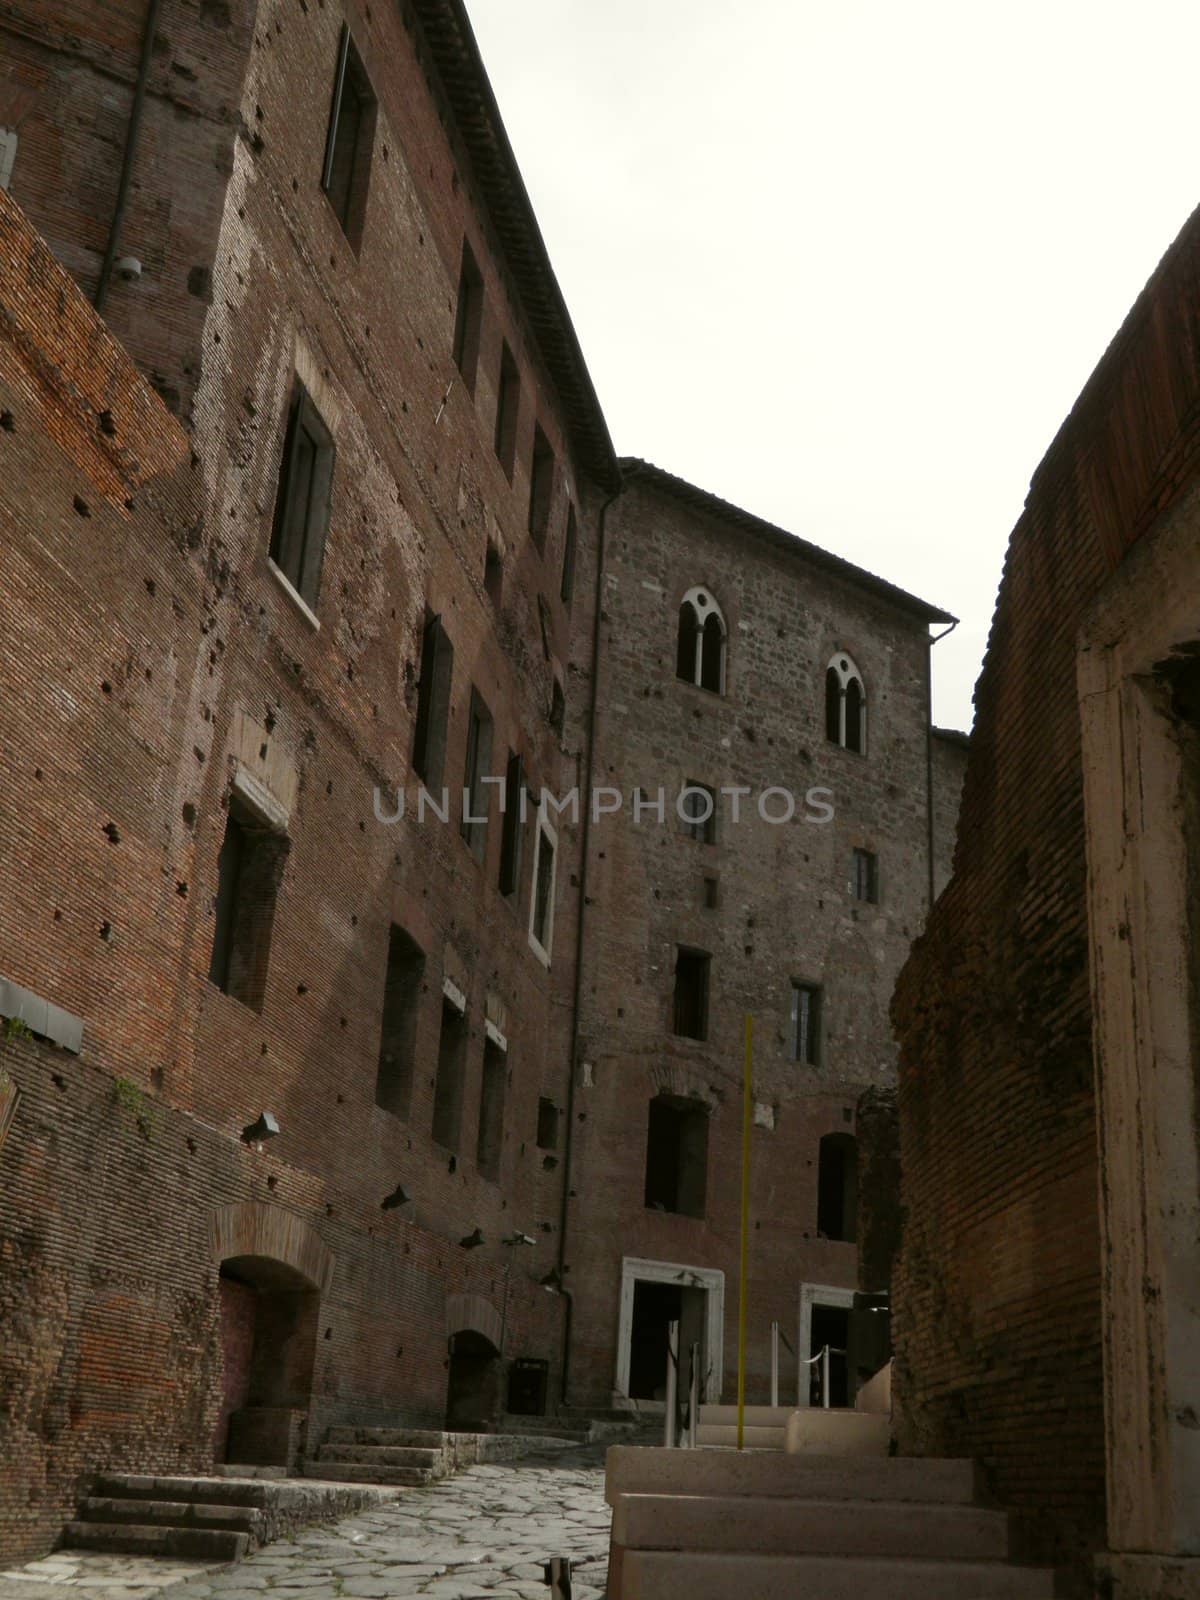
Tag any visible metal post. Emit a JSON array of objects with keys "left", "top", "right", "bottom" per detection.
[
  {"left": 664, "top": 1319, "right": 679, "bottom": 1448},
  {"left": 770, "top": 1320, "right": 779, "bottom": 1409},
  {"left": 688, "top": 1342, "right": 700, "bottom": 1448},
  {"left": 822, "top": 1343, "right": 831, "bottom": 1410}
]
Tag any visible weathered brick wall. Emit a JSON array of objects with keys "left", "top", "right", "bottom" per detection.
[
  {"left": 931, "top": 728, "right": 968, "bottom": 900},
  {"left": 0, "top": 0, "right": 605, "bottom": 1541},
  {"left": 0, "top": 0, "right": 257, "bottom": 418},
  {"left": 560, "top": 473, "right": 945, "bottom": 1407},
  {"left": 892, "top": 203, "right": 1200, "bottom": 1585}
]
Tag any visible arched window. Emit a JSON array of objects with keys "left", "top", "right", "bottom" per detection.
[
  {"left": 676, "top": 588, "right": 726, "bottom": 693},
  {"left": 825, "top": 653, "right": 866, "bottom": 753}
]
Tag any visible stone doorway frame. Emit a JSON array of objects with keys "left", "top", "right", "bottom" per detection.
[
  {"left": 797, "top": 1281, "right": 856, "bottom": 1409},
  {"left": 615, "top": 1256, "right": 724, "bottom": 1405}
]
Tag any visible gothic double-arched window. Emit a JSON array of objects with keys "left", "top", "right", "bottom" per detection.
[
  {"left": 825, "top": 653, "right": 866, "bottom": 753},
  {"left": 676, "top": 587, "right": 726, "bottom": 694}
]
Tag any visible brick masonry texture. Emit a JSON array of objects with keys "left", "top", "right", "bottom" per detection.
[
  {"left": 0, "top": 0, "right": 965, "bottom": 1569},
  {"left": 561, "top": 472, "right": 963, "bottom": 1409},
  {"left": 891, "top": 203, "right": 1200, "bottom": 1587}
]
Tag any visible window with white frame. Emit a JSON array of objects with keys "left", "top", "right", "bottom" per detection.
[
  {"left": 825, "top": 652, "right": 866, "bottom": 753},
  {"left": 676, "top": 587, "right": 726, "bottom": 693},
  {"left": 528, "top": 810, "right": 557, "bottom": 963}
]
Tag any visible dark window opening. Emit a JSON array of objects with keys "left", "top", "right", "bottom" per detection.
[
  {"left": 269, "top": 380, "right": 335, "bottom": 609},
  {"left": 374, "top": 925, "right": 425, "bottom": 1117},
  {"left": 484, "top": 540, "right": 503, "bottom": 605},
  {"left": 703, "top": 875, "right": 719, "bottom": 909},
  {"left": 452, "top": 239, "right": 484, "bottom": 395},
  {"left": 321, "top": 26, "right": 376, "bottom": 249},
  {"left": 432, "top": 998, "right": 468, "bottom": 1150},
  {"left": 536, "top": 1096, "right": 559, "bottom": 1150},
  {"left": 412, "top": 611, "right": 453, "bottom": 790},
  {"left": 791, "top": 982, "right": 821, "bottom": 1065},
  {"left": 560, "top": 505, "right": 577, "bottom": 607},
  {"left": 499, "top": 752, "right": 525, "bottom": 897},
  {"left": 845, "top": 676, "right": 865, "bottom": 753},
  {"left": 700, "top": 613, "right": 724, "bottom": 692},
  {"left": 529, "top": 423, "right": 554, "bottom": 547},
  {"left": 461, "top": 688, "right": 493, "bottom": 862},
  {"left": 475, "top": 1039, "right": 506, "bottom": 1182},
  {"left": 549, "top": 679, "right": 565, "bottom": 736},
  {"left": 825, "top": 666, "right": 842, "bottom": 744},
  {"left": 644, "top": 1094, "right": 709, "bottom": 1217},
  {"left": 817, "top": 1133, "right": 858, "bottom": 1242},
  {"left": 494, "top": 341, "right": 520, "bottom": 481},
  {"left": 531, "top": 826, "right": 555, "bottom": 953},
  {"left": 673, "top": 947, "right": 710, "bottom": 1041},
  {"left": 853, "top": 848, "right": 878, "bottom": 903},
  {"left": 680, "top": 782, "right": 716, "bottom": 843},
  {"left": 208, "top": 797, "right": 286, "bottom": 1012},
  {"left": 628, "top": 1279, "right": 682, "bottom": 1402},
  {"left": 676, "top": 602, "right": 700, "bottom": 682}
]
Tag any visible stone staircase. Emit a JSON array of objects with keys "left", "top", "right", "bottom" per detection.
[
  {"left": 604, "top": 1446, "right": 1056, "bottom": 1599},
  {"left": 303, "top": 1424, "right": 580, "bottom": 1486},
  {"left": 63, "top": 1473, "right": 390, "bottom": 1561}
]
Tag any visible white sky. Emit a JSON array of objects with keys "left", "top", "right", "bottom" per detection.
[{"left": 462, "top": 0, "right": 1200, "bottom": 731}]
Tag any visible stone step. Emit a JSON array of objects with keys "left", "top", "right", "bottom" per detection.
[
  {"left": 784, "top": 1409, "right": 891, "bottom": 1456},
  {"left": 325, "top": 1427, "right": 447, "bottom": 1449},
  {"left": 697, "top": 1405, "right": 794, "bottom": 1427},
  {"left": 93, "top": 1475, "right": 270, "bottom": 1508},
  {"left": 300, "top": 1461, "right": 436, "bottom": 1487},
  {"left": 62, "top": 1521, "right": 250, "bottom": 1563},
  {"left": 612, "top": 1492, "right": 1010, "bottom": 1562},
  {"left": 605, "top": 1446, "right": 980, "bottom": 1506},
  {"left": 695, "top": 1424, "right": 785, "bottom": 1449},
  {"left": 80, "top": 1499, "right": 262, "bottom": 1536},
  {"left": 620, "top": 1550, "right": 1053, "bottom": 1600},
  {"left": 215, "top": 1464, "right": 287, "bottom": 1480},
  {"left": 316, "top": 1444, "right": 442, "bottom": 1468}
]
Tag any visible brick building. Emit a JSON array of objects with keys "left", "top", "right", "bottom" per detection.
[
  {"left": 0, "top": 0, "right": 965, "bottom": 1569},
  {"left": 559, "top": 461, "right": 963, "bottom": 1414},
  {"left": 891, "top": 203, "right": 1200, "bottom": 1598}
]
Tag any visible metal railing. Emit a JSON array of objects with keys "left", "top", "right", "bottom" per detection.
[{"left": 800, "top": 1341, "right": 846, "bottom": 1409}]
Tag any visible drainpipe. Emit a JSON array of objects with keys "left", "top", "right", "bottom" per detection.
[
  {"left": 925, "top": 619, "right": 959, "bottom": 908},
  {"left": 94, "top": 0, "right": 163, "bottom": 314},
  {"left": 556, "top": 475, "right": 625, "bottom": 1404}
]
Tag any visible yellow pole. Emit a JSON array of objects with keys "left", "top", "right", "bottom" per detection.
[{"left": 737, "top": 1014, "right": 753, "bottom": 1449}]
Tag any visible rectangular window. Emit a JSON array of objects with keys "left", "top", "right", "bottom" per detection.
[
  {"left": 499, "top": 751, "right": 525, "bottom": 897},
  {"left": 321, "top": 26, "right": 376, "bottom": 249},
  {"left": 703, "top": 875, "right": 719, "bottom": 910},
  {"left": 494, "top": 340, "right": 520, "bottom": 481},
  {"left": 853, "top": 848, "right": 879, "bottom": 903},
  {"left": 560, "top": 504, "right": 578, "bottom": 608},
  {"left": 461, "top": 688, "right": 493, "bottom": 863},
  {"left": 484, "top": 539, "right": 503, "bottom": 605},
  {"left": 673, "top": 947, "right": 710, "bottom": 1041},
  {"left": 529, "top": 815, "right": 557, "bottom": 962},
  {"left": 475, "top": 1038, "right": 507, "bottom": 1182},
  {"left": 452, "top": 239, "right": 484, "bottom": 394},
  {"left": 529, "top": 423, "right": 554, "bottom": 547},
  {"left": 536, "top": 1096, "right": 559, "bottom": 1151},
  {"left": 791, "top": 982, "right": 822, "bottom": 1066},
  {"left": 644, "top": 1095, "right": 709, "bottom": 1218},
  {"left": 432, "top": 995, "right": 468, "bottom": 1150},
  {"left": 269, "top": 379, "right": 335, "bottom": 610},
  {"left": 412, "top": 611, "right": 453, "bottom": 790},
  {"left": 680, "top": 782, "right": 717, "bottom": 844},
  {"left": 374, "top": 925, "right": 425, "bottom": 1117},
  {"left": 208, "top": 797, "right": 287, "bottom": 1012}
]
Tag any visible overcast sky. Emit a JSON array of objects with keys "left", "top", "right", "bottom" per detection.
[{"left": 462, "top": 1, "right": 1199, "bottom": 731}]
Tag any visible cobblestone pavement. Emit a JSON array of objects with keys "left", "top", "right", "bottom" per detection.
[{"left": 0, "top": 1444, "right": 612, "bottom": 1600}]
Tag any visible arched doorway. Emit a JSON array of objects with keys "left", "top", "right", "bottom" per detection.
[
  {"left": 445, "top": 1329, "right": 501, "bottom": 1429},
  {"left": 210, "top": 1202, "right": 333, "bottom": 1469}
]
